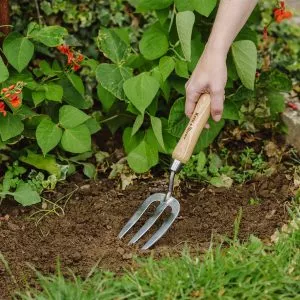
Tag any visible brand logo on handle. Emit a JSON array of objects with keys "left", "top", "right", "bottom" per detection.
[{"left": 183, "top": 112, "right": 199, "bottom": 139}]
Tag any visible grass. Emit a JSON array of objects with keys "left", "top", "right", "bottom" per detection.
[{"left": 16, "top": 207, "right": 300, "bottom": 300}]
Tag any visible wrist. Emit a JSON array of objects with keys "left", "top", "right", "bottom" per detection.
[{"left": 204, "top": 38, "right": 229, "bottom": 59}]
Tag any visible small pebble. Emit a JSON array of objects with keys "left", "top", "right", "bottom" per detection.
[
  {"left": 80, "top": 184, "right": 90, "bottom": 190},
  {"left": 117, "top": 247, "right": 125, "bottom": 255},
  {"left": 7, "top": 222, "right": 20, "bottom": 231},
  {"left": 122, "top": 253, "right": 133, "bottom": 260}
]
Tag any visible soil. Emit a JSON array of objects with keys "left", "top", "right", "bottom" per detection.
[{"left": 0, "top": 171, "right": 293, "bottom": 300}]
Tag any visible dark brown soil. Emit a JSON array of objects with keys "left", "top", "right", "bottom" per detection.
[{"left": 0, "top": 173, "right": 293, "bottom": 299}]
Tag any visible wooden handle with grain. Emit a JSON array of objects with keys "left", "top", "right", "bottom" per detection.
[{"left": 172, "top": 93, "right": 211, "bottom": 164}]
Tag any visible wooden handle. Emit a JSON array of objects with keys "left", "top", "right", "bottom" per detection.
[{"left": 172, "top": 93, "right": 211, "bottom": 164}]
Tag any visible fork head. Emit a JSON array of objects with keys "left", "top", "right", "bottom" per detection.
[{"left": 118, "top": 193, "right": 180, "bottom": 250}]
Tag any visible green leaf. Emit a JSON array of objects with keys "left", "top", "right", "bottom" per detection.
[
  {"left": 85, "top": 117, "right": 101, "bottom": 134},
  {"left": 3, "top": 32, "right": 34, "bottom": 72},
  {"left": 0, "top": 56, "right": 9, "bottom": 83},
  {"left": 139, "top": 24, "right": 169, "bottom": 60},
  {"left": 127, "top": 136, "right": 159, "bottom": 173},
  {"left": 12, "top": 182, "right": 41, "bottom": 206},
  {"left": 39, "top": 60, "right": 55, "bottom": 76},
  {"left": 188, "top": 36, "right": 205, "bottom": 72},
  {"left": 132, "top": 114, "right": 144, "bottom": 136},
  {"left": 0, "top": 112, "right": 24, "bottom": 141},
  {"left": 44, "top": 83, "right": 63, "bottom": 102},
  {"left": 168, "top": 97, "right": 188, "bottom": 137},
  {"left": 60, "top": 75, "right": 89, "bottom": 109},
  {"left": 123, "top": 73, "right": 160, "bottom": 114},
  {"left": 175, "top": 60, "right": 189, "bottom": 78},
  {"left": 96, "top": 63, "right": 133, "bottom": 100},
  {"left": 19, "top": 151, "right": 61, "bottom": 177},
  {"left": 36, "top": 119, "right": 62, "bottom": 155},
  {"left": 176, "top": 11, "right": 195, "bottom": 61},
  {"left": 159, "top": 56, "right": 175, "bottom": 81},
  {"left": 175, "top": 0, "right": 194, "bottom": 11},
  {"left": 223, "top": 101, "right": 241, "bottom": 120},
  {"left": 123, "top": 127, "right": 144, "bottom": 154},
  {"left": 196, "top": 118, "right": 225, "bottom": 150},
  {"left": 59, "top": 105, "right": 90, "bottom": 129},
  {"left": 232, "top": 40, "right": 257, "bottom": 90},
  {"left": 97, "top": 28, "right": 130, "bottom": 64},
  {"left": 82, "top": 163, "right": 96, "bottom": 179},
  {"left": 32, "top": 90, "right": 46, "bottom": 106},
  {"left": 267, "top": 92, "right": 285, "bottom": 115},
  {"left": 97, "top": 83, "right": 116, "bottom": 112},
  {"left": 31, "top": 91, "right": 46, "bottom": 107},
  {"left": 130, "top": 0, "right": 173, "bottom": 10},
  {"left": 29, "top": 25, "right": 67, "bottom": 47},
  {"left": 61, "top": 125, "right": 91, "bottom": 153},
  {"left": 192, "top": 0, "right": 217, "bottom": 17},
  {"left": 259, "top": 70, "right": 292, "bottom": 92},
  {"left": 150, "top": 116, "right": 165, "bottom": 151},
  {"left": 158, "top": 118, "right": 177, "bottom": 154}
]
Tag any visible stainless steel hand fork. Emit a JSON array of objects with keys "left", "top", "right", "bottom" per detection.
[{"left": 118, "top": 94, "right": 211, "bottom": 249}]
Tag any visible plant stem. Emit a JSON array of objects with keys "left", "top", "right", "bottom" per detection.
[
  {"left": 34, "top": 0, "right": 42, "bottom": 25},
  {"left": 0, "top": 0, "right": 10, "bottom": 43}
]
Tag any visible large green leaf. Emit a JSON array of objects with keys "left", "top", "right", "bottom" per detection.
[
  {"left": 150, "top": 116, "right": 165, "bottom": 150},
  {"left": 127, "top": 132, "right": 159, "bottom": 173},
  {"left": 123, "top": 73, "right": 160, "bottom": 114},
  {"left": 29, "top": 25, "right": 67, "bottom": 47},
  {"left": 60, "top": 75, "right": 89, "bottom": 109},
  {"left": 267, "top": 92, "right": 285, "bottom": 115},
  {"left": 195, "top": 118, "right": 225, "bottom": 151},
  {"left": 259, "top": 70, "right": 292, "bottom": 92},
  {"left": 123, "top": 127, "right": 144, "bottom": 153},
  {"left": 98, "top": 28, "right": 130, "bottom": 64},
  {"left": 19, "top": 151, "right": 61, "bottom": 177},
  {"left": 0, "top": 112, "right": 24, "bottom": 141},
  {"left": 97, "top": 83, "right": 116, "bottom": 112},
  {"left": 44, "top": 83, "right": 63, "bottom": 102},
  {"left": 130, "top": 0, "right": 173, "bottom": 10},
  {"left": 61, "top": 124, "right": 91, "bottom": 153},
  {"left": 59, "top": 105, "right": 90, "bottom": 129},
  {"left": 159, "top": 56, "right": 175, "bottom": 81},
  {"left": 12, "top": 182, "right": 41, "bottom": 206},
  {"left": 176, "top": 11, "right": 195, "bottom": 62},
  {"left": 175, "top": 0, "right": 194, "bottom": 11},
  {"left": 36, "top": 119, "right": 62, "bottom": 155},
  {"left": 132, "top": 114, "right": 144, "bottom": 136},
  {"left": 231, "top": 40, "right": 257, "bottom": 90},
  {"left": 193, "top": 0, "right": 217, "bottom": 17},
  {"left": 168, "top": 97, "right": 188, "bottom": 137},
  {"left": 96, "top": 63, "right": 133, "bottom": 100},
  {"left": 3, "top": 32, "right": 34, "bottom": 72},
  {"left": 0, "top": 56, "right": 9, "bottom": 83},
  {"left": 139, "top": 24, "right": 169, "bottom": 60}
]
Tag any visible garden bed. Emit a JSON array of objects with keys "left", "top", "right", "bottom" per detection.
[{"left": 0, "top": 170, "right": 292, "bottom": 299}]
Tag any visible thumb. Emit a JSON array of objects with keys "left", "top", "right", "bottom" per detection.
[{"left": 210, "top": 89, "right": 225, "bottom": 122}]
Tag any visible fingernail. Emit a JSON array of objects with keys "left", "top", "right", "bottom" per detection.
[{"left": 214, "top": 114, "right": 221, "bottom": 122}]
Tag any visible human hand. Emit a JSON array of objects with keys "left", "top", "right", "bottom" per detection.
[{"left": 185, "top": 47, "right": 227, "bottom": 122}]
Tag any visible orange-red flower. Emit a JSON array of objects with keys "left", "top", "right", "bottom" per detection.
[
  {"left": 273, "top": 1, "right": 293, "bottom": 23},
  {"left": 57, "top": 44, "right": 84, "bottom": 72},
  {"left": 0, "top": 102, "right": 7, "bottom": 117},
  {"left": 9, "top": 94, "right": 22, "bottom": 108}
]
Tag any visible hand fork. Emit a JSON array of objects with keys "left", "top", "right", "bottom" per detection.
[{"left": 118, "top": 94, "right": 211, "bottom": 249}]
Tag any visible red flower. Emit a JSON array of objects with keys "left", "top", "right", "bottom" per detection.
[
  {"left": 9, "top": 94, "right": 22, "bottom": 108},
  {"left": 273, "top": 1, "right": 293, "bottom": 23},
  {"left": 57, "top": 44, "right": 84, "bottom": 72},
  {"left": 0, "top": 102, "right": 7, "bottom": 117}
]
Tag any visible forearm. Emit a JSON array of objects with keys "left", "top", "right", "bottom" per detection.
[{"left": 206, "top": 0, "right": 258, "bottom": 56}]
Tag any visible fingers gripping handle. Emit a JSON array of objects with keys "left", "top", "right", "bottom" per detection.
[{"left": 172, "top": 94, "right": 211, "bottom": 164}]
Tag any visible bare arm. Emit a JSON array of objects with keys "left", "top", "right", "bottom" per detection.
[{"left": 185, "top": 0, "right": 259, "bottom": 121}]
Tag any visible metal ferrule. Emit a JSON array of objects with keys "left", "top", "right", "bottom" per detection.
[{"left": 170, "top": 159, "right": 183, "bottom": 173}]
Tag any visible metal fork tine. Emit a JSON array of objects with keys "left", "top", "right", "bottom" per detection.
[
  {"left": 118, "top": 193, "right": 165, "bottom": 239},
  {"left": 142, "top": 199, "right": 180, "bottom": 250},
  {"left": 128, "top": 201, "right": 168, "bottom": 245}
]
